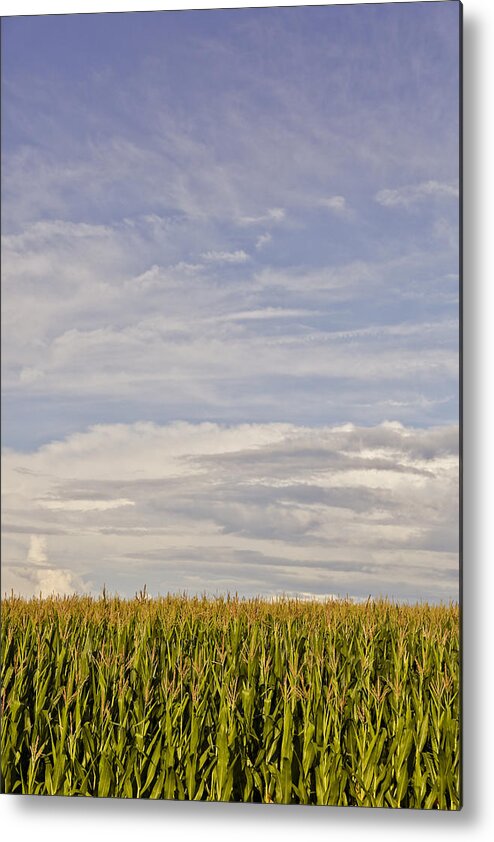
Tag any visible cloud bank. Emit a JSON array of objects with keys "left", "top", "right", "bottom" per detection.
[{"left": 2, "top": 421, "right": 459, "bottom": 602}]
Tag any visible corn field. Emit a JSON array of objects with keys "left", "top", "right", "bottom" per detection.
[{"left": 1, "top": 594, "right": 460, "bottom": 808}]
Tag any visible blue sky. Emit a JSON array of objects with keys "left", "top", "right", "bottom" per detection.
[{"left": 1, "top": 3, "right": 460, "bottom": 601}]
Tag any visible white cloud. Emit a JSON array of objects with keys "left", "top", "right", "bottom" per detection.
[
  {"left": 201, "top": 249, "right": 250, "bottom": 264},
  {"left": 27, "top": 534, "right": 48, "bottom": 566},
  {"left": 318, "top": 195, "right": 353, "bottom": 218},
  {"left": 38, "top": 498, "right": 135, "bottom": 512},
  {"left": 32, "top": 567, "right": 84, "bottom": 597},
  {"left": 170, "top": 261, "right": 203, "bottom": 275},
  {"left": 434, "top": 217, "right": 458, "bottom": 249},
  {"left": 211, "top": 308, "right": 314, "bottom": 323},
  {"left": 375, "top": 180, "right": 459, "bottom": 208},
  {"left": 237, "top": 208, "right": 286, "bottom": 226},
  {"left": 2, "top": 534, "right": 89, "bottom": 598},
  {"left": 19, "top": 367, "right": 45, "bottom": 385},
  {"left": 2, "top": 421, "right": 459, "bottom": 602},
  {"left": 256, "top": 232, "right": 272, "bottom": 250},
  {"left": 254, "top": 260, "right": 377, "bottom": 294}
]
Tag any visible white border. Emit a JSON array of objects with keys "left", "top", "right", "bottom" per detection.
[
  {"left": 0, "top": 0, "right": 463, "bottom": 15},
  {"left": 2, "top": 0, "right": 494, "bottom": 837}
]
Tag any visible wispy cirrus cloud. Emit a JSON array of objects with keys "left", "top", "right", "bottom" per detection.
[
  {"left": 318, "top": 195, "right": 353, "bottom": 219},
  {"left": 1, "top": 212, "right": 459, "bottom": 442},
  {"left": 256, "top": 232, "right": 272, "bottom": 250},
  {"left": 375, "top": 180, "right": 459, "bottom": 209},
  {"left": 237, "top": 208, "right": 286, "bottom": 226},
  {"left": 200, "top": 249, "right": 250, "bottom": 264}
]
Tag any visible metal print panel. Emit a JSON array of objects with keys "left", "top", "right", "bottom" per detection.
[{"left": 1, "top": 1, "right": 461, "bottom": 808}]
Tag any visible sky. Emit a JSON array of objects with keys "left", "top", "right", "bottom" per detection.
[{"left": 1, "top": 2, "right": 460, "bottom": 602}]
